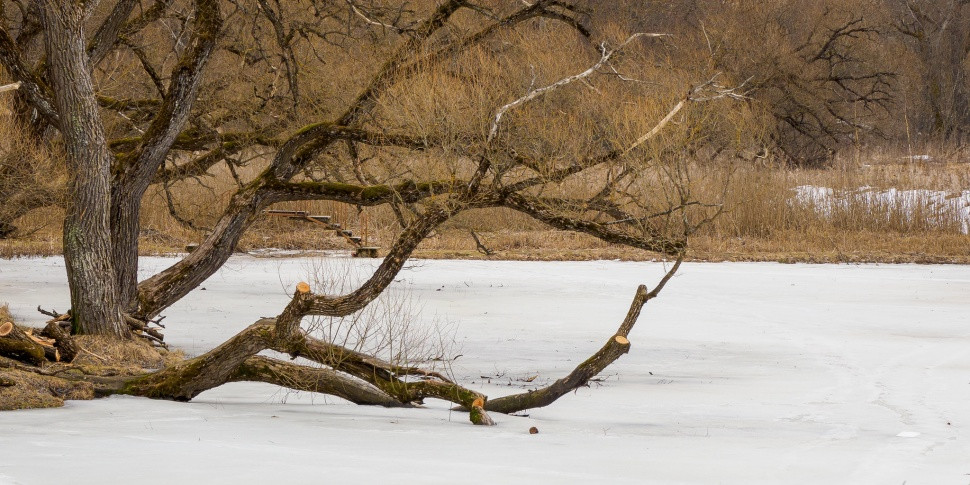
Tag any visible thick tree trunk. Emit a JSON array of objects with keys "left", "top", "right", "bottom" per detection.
[
  {"left": 39, "top": 1, "right": 128, "bottom": 337},
  {"left": 110, "top": 196, "right": 141, "bottom": 311}
]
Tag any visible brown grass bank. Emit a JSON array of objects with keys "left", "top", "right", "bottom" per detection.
[{"left": 2, "top": 150, "right": 968, "bottom": 263}]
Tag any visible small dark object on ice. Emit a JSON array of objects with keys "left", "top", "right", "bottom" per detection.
[{"left": 529, "top": 427, "right": 539, "bottom": 434}]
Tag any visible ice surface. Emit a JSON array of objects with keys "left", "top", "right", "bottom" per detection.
[{"left": 1, "top": 256, "right": 969, "bottom": 484}]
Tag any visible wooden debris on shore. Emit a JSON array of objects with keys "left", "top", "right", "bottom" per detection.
[{"left": 0, "top": 320, "right": 79, "bottom": 365}]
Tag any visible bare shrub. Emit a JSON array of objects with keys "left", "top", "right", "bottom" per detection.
[{"left": 303, "top": 258, "right": 459, "bottom": 381}]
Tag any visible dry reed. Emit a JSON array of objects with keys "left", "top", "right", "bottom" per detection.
[{"left": 3, "top": 146, "right": 968, "bottom": 262}]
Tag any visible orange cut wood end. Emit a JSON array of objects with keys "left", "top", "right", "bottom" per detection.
[
  {"left": 296, "top": 282, "right": 311, "bottom": 294},
  {"left": 28, "top": 334, "right": 55, "bottom": 347},
  {"left": 0, "top": 321, "right": 12, "bottom": 337},
  {"left": 614, "top": 335, "right": 630, "bottom": 345},
  {"left": 472, "top": 397, "right": 485, "bottom": 408}
]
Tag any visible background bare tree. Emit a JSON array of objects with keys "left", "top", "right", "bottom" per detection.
[{"left": 890, "top": 0, "right": 970, "bottom": 144}]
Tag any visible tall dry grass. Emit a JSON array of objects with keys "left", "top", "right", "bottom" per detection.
[
  {"left": 135, "top": 146, "right": 970, "bottom": 262},
  {"left": 709, "top": 151, "right": 970, "bottom": 238},
  {"left": 0, "top": 303, "right": 13, "bottom": 323},
  {"left": 3, "top": 147, "right": 968, "bottom": 262}
]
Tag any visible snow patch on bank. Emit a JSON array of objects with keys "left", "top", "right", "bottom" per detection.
[{"left": 794, "top": 185, "right": 970, "bottom": 233}]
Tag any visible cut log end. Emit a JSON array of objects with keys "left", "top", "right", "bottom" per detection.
[
  {"left": 470, "top": 398, "right": 495, "bottom": 426},
  {"left": 614, "top": 335, "right": 630, "bottom": 345},
  {"left": 296, "top": 282, "right": 311, "bottom": 294},
  {"left": 0, "top": 321, "right": 12, "bottom": 337},
  {"left": 0, "top": 323, "right": 47, "bottom": 366}
]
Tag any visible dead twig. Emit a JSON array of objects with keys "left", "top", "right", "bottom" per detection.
[{"left": 470, "top": 230, "right": 494, "bottom": 256}]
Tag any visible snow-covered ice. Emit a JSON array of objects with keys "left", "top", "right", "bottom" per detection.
[
  {"left": 794, "top": 185, "right": 970, "bottom": 233},
  {"left": 1, "top": 256, "right": 969, "bottom": 484}
]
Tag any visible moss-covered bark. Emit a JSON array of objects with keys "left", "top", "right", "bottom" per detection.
[{"left": 120, "top": 321, "right": 273, "bottom": 400}]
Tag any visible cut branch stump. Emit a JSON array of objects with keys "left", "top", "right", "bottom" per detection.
[{"left": 470, "top": 398, "right": 495, "bottom": 426}]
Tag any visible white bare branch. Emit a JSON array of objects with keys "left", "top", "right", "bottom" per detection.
[
  {"left": 624, "top": 73, "right": 750, "bottom": 154},
  {"left": 486, "top": 33, "right": 668, "bottom": 144},
  {"left": 0, "top": 82, "right": 23, "bottom": 94},
  {"left": 624, "top": 97, "right": 688, "bottom": 155},
  {"left": 346, "top": 0, "right": 400, "bottom": 32},
  {"left": 689, "top": 73, "right": 751, "bottom": 102}
]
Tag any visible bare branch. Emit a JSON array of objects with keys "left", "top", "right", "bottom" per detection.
[
  {"left": 485, "top": 255, "right": 683, "bottom": 414},
  {"left": 0, "top": 81, "right": 21, "bottom": 93},
  {"left": 487, "top": 33, "right": 667, "bottom": 144}
]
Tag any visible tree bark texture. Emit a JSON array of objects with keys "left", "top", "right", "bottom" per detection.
[
  {"left": 41, "top": 321, "right": 79, "bottom": 363},
  {"left": 230, "top": 356, "right": 404, "bottom": 407},
  {"left": 39, "top": 1, "right": 127, "bottom": 337}
]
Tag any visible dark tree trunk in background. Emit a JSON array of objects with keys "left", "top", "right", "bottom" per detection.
[
  {"left": 39, "top": 1, "right": 128, "bottom": 337},
  {"left": 0, "top": 221, "right": 15, "bottom": 238}
]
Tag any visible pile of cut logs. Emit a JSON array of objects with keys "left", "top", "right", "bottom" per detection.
[{"left": 0, "top": 318, "right": 78, "bottom": 365}]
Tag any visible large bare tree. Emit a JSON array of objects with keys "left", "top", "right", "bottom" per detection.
[{"left": 0, "top": 1, "right": 748, "bottom": 420}]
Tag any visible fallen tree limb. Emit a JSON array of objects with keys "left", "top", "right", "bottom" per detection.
[
  {"left": 123, "top": 315, "right": 167, "bottom": 347},
  {"left": 277, "top": 334, "right": 482, "bottom": 408},
  {"left": 484, "top": 257, "right": 683, "bottom": 414},
  {"left": 119, "top": 319, "right": 275, "bottom": 400},
  {"left": 230, "top": 356, "right": 405, "bottom": 407},
  {"left": 100, "top": 256, "right": 682, "bottom": 424},
  {"left": 37, "top": 306, "right": 67, "bottom": 320},
  {"left": 28, "top": 333, "right": 60, "bottom": 362},
  {"left": 484, "top": 334, "right": 631, "bottom": 414}
]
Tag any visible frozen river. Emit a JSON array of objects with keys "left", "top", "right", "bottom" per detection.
[{"left": 1, "top": 255, "right": 968, "bottom": 484}]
